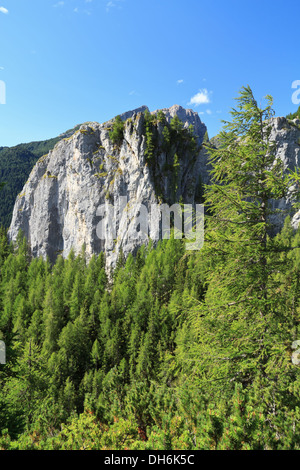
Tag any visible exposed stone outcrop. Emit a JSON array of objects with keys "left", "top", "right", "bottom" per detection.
[
  {"left": 8, "top": 106, "right": 300, "bottom": 270},
  {"left": 151, "top": 104, "right": 207, "bottom": 144},
  {"left": 268, "top": 117, "right": 300, "bottom": 231},
  {"left": 8, "top": 106, "right": 208, "bottom": 269}
]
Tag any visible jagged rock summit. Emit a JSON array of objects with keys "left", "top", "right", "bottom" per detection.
[
  {"left": 8, "top": 105, "right": 208, "bottom": 269},
  {"left": 151, "top": 104, "right": 207, "bottom": 143}
]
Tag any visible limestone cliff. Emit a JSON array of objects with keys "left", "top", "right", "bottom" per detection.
[
  {"left": 8, "top": 106, "right": 300, "bottom": 270},
  {"left": 8, "top": 105, "right": 208, "bottom": 269},
  {"left": 269, "top": 117, "right": 300, "bottom": 231}
]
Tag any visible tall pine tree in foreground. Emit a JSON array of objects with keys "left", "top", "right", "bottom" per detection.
[{"left": 186, "top": 86, "right": 300, "bottom": 448}]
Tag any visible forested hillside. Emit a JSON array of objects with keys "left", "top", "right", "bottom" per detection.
[{"left": 0, "top": 88, "right": 300, "bottom": 450}]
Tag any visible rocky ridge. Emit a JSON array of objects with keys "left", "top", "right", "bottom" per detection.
[
  {"left": 269, "top": 117, "right": 300, "bottom": 231},
  {"left": 7, "top": 107, "right": 300, "bottom": 270},
  {"left": 8, "top": 105, "right": 208, "bottom": 269}
]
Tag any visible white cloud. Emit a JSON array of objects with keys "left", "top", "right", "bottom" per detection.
[
  {"left": 177, "top": 79, "right": 184, "bottom": 85},
  {"left": 106, "top": 0, "right": 124, "bottom": 12},
  {"left": 53, "top": 1, "right": 64, "bottom": 7},
  {"left": 188, "top": 89, "right": 211, "bottom": 107},
  {"left": 73, "top": 6, "right": 92, "bottom": 15},
  {"left": 206, "top": 109, "right": 212, "bottom": 115},
  {"left": 129, "top": 90, "right": 141, "bottom": 97},
  {"left": 106, "top": 1, "right": 115, "bottom": 11},
  {"left": 0, "top": 6, "right": 8, "bottom": 14}
]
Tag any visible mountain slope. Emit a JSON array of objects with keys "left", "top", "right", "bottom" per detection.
[
  {"left": 7, "top": 105, "right": 208, "bottom": 269},
  {"left": 0, "top": 126, "right": 81, "bottom": 228}
]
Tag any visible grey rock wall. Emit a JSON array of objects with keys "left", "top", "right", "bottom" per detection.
[
  {"left": 8, "top": 107, "right": 300, "bottom": 270},
  {"left": 269, "top": 117, "right": 300, "bottom": 231},
  {"left": 8, "top": 106, "right": 208, "bottom": 269}
]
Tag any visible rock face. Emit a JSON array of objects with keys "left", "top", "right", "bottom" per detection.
[
  {"left": 8, "top": 107, "right": 300, "bottom": 270},
  {"left": 151, "top": 104, "right": 207, "bottom": 144},
  {"left": 269, "top": 117, "right": 300, "bottom": 231},
  {"left": 8, "top": 105, "right": 208, "bottom": 269}
]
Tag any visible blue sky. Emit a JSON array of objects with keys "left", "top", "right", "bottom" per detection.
[{"left": 0, "top": 0, "right": 299, "bottom": 146}]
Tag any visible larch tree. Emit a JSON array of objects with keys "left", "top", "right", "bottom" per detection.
[{"left": 187, "top": 86, "right": 300, "bottom": 444}]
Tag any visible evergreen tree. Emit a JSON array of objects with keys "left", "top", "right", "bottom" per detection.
[
  {"left": 109, "top": 115, "right": 125, "bottom": 146},
  {"left": 185, "top": 86, "right": 300, "bottom": 447}
]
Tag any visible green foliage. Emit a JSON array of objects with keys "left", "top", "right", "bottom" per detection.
[
  {"left": 142, "top": 111, "right": 200, "bottom": 204},
  {"left": 0, "top": 231, "right": 194, "bottom": 449},
  {"left": 109, "top": 115, "right": 125, "bottom": 146},
  {"left": 156, "top": 110, "right": 166, "bottom": 123},
  {"left": 179, "top": 86, "right": 300, "bottom": 449},
  {"left": 1, "top": 88, "right": 300, "bottom": 450},
  {"left": 143, "top": 110, "right": 156, "bottom": 161},
  {"left": 287, "top": 105, "right": 300, "bottom": 120},
  {"left": 170, "top": 115, "right": 184, "bottom": 133}
]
